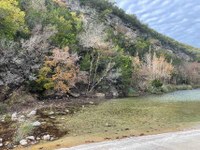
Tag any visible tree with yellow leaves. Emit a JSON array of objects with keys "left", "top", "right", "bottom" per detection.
[
  {"left": 0, "top": 0, "right": 26, "bottom": 38},
  {"left": 37, "top": 47, "right": 79, "bottom": 94}
]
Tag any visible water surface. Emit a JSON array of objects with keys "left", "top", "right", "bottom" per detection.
[{"left": 125, "top": 89, "right": 200, "bottom": 102}]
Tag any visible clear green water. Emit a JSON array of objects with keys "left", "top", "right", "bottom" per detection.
[
  {"left": 117, "top": 89, "right": 200, "bottom": 102},
  {"left": 141, "top": 89, "right": 200, "bottom": 102}
]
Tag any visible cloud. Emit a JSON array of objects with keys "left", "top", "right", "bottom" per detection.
[{"left": 115, "top": 0, "right": 200, "bottom": 48}]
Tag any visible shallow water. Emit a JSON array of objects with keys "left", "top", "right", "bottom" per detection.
[{"left": 146, "top": 89, "right": 200, "bottom": 102}]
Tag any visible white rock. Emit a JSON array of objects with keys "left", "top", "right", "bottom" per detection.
[
  {"left": 18, "top": 115, "right": 25, "bottom": 122},
  {"left": 36, "top": 137, "right": 41, "bottom": 141},
  {"left": 65, "top": 109, "right": 70, "bottom": 113},
  {"left": 95, "top": 93, "right": 105, "bottom": 98},
  {"left": 26, "top": 136, "right": 35, "bottom": 141},
  {"left": 50, "top": 137, "right": 55, "bottom": 141},
  {"left": 48, "top": 111, "right": 54, "bottom": 115},
  {"left": 89, "top": 101, "right": 94, "bottom": 105},
  {"left": 11, "top": 112, "right": 18, "bottom": 121},
  {"left": 0, "top": 138, "right": 2, "bottom": 142},
  {"left": 43, "top": 135, "right": 51, "bottom": 141},
  {"left": 27, "top": 110, "right": 37, "bottom": 117},
  {"left": 32, "top": 121, "right": 41, "bottom": 127},
  {"left": 0, "top": 143, "right": 3, "bottom": 147},
  {"left": 20, "top": 139, "right": 28, "bottom": 146}
]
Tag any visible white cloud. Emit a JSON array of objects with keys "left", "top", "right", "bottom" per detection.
[{"left": 115, "top": 0, "right": 200, "bottom": 47}]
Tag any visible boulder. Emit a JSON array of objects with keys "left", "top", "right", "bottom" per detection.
[
  {"left": 19, "top": 139, "right": 28, "bottom": 146},
  {"left": 110, "top": 86, "right": 119, "bottom": 98},
  {"left": 43, "top": 135, "right": 51, "bottom": 141},
  {"left": 95, "top": 93, "right": 105, "bottom": 98},
  {"left": 11, "top": 112, "right": 18, "bottom": 121}
]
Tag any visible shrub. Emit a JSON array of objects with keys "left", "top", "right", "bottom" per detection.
[
  {"left": 20, "top": 0, "right": 82, "bottom": 47},
  {"left": 0, "top": 103, "right": 8, "bottom": 115},
  {"left": 151, "top": 79, "right": 163, "bottom": 88},
  {"left": 36, "top": 47, "right": 79, "bottom": 94}
]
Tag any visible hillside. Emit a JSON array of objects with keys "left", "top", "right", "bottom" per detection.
[
  {"left": 0, "top": 0, "right": 200, "bottom": 149},
  {"left": 0, "top": 0, "right": 199, "bottom": 100},
  {"left": 77, "top": 0, "right": 200, "bottom": 61}
]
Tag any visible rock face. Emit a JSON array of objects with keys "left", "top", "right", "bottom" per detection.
[{"left": 0, "top": 26, "right": 54, "bottom": 101}]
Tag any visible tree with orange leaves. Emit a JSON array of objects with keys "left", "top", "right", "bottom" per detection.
[{"left": 37, "top": 47, "right": 79, "bottom": 94}]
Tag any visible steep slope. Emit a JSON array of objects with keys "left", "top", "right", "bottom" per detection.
[
  {"left": 0, "top": 0, "right": 200, "bottom": 102},
  {"left": 68, "top": 0, "right": 200, "bottom": 61}
]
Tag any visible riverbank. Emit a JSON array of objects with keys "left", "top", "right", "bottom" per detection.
[
  {"left": 14, "top": 89, "right": 200, "bottom": 150},
  {"left": 1, "top": 89, "right": 200, "bottom": 149}
]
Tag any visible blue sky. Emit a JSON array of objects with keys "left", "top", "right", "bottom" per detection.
[{"left": 115, "top": 0, "right": 200, "bottom": 48}]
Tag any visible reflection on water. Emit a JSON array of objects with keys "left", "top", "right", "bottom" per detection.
[{"left": 149, "top": 89, "right": 200, "bottom": 101}]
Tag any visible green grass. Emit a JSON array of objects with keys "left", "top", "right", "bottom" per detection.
[
  {"left": 57, "top": 99, "right": 200, "bottom": 138},
  {"left": 13, "top": 121, "right": 35, "bottom": 143}
]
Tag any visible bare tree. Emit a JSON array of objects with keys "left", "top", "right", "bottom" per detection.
[{"left": 78, "top": 18, "right": 116, "bottom": 93}]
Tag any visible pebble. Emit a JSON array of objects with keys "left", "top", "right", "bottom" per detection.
[
  {"left": 65, "top": 109, "right": 70, "bottom": 113},
  {"left": 27, "top": 110, "right": 37, "bottom": 117},
  {"left": 32, "top": 121, "right": 41, "bottom": 127},
  {"left": 48, "top": 111, "right": 55, "bottom": 115},
  {"left": 18, "top": 115, "right": 25, "bottom": 122}
]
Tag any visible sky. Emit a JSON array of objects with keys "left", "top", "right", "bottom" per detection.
[{"left": 115, "top": 0, "right": 200, "bottom": 48}]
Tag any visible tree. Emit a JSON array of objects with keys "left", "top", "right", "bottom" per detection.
[
  {"left": 20, "top": 0, "right": 82, "bottom": 47},
  {"left": 37, "top": 47, "right": 80, "bottom": 94},
  {"left": 78, "top": 17, "right": 116, "bottom": 93},
  {"left": 0, "top": 0, "right": 26, "bottom": 39},
  {"left": 143, "top": 52, "right": 174, "bottom": 82},
  {"left": 132, "top": 52, "right": 174, "bottom": 90},
  {"left": 178, "top": 62, "right": 200, "bottom": 84}
]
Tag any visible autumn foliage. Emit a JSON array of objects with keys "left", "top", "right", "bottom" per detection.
[
  {"left": 37, "top": 47, "right": 79, "bottom": 94},
  {"left": 132, "top": 52, "right": 174, "bottom": 90}
]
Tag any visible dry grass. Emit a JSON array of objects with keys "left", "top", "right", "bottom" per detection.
[{"left": 16, "top": 98, "right": 200, "bottom": 150}]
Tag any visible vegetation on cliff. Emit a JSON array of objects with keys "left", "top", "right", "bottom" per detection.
[{"left": 0, "top": 0, "right": 200, "bottom": 99}]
